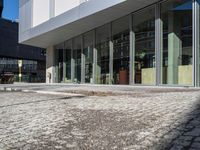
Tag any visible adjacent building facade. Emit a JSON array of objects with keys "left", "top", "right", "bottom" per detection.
[
  {"left": 0, "top": 18, "right": 46, "bottom": 82},
  {"left": 19, "top": 0, "right": 200, "bottom": 86},
  {"left": 0, "top": 1, "right": 46, "bottom": 83},
  {"left": 0, "top": 0, "right": 3, "bottom": 17}
]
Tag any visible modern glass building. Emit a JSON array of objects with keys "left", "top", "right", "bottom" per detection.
[{"left": 19, "top": 0, "right": 200, "bottom": 86}]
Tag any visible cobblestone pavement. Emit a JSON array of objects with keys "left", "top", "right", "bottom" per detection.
[{"left": 0, "top": 88, "right": 200, "bottom": 150}]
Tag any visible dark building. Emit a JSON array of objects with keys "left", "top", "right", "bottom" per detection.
[
  {"left": 0, "top": 2, "right": 46, "bottom": 83},
  {"left": 0, "top": 0, "right": 2, "bottom": 17}
]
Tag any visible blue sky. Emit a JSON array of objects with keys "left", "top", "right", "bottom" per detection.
[{"left": 2, "top": 0, "right": 19, "bottom": 21}]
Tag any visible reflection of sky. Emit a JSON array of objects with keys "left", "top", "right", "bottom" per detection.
[
  {"left": 174, "top": 1, "right": 192, "bottom": 11},
  {"left": 2, "top": 0, "right": 19, "bottom": 21}
]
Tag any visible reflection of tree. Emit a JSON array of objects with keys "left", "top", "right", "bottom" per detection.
[{"left": 135, "top": 51, "right": 146, "bottom": 59}]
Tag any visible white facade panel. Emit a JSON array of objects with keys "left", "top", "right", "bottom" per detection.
[
  {"left": 32, "top": 0, "right": 50, "bottom": 27},
  {"left": 55, "top": 0, "right": 80, "bottom": 16},
  {"left": 19, "top": 0, "right": 157, "bottom": 48},
  {"left": 19, "top": 0, "right": 32, "bottom": 32}
]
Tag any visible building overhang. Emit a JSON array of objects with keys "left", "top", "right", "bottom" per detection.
[{"left": 19, "top": 0, "right": 157, "bottom": 48}]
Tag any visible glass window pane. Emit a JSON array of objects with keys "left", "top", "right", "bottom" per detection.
[
  {"left": 96, "top": 24, "right": 110, "bottom": 84},
  {"left": 112, "top": 16, "right": 130, "bottom": 85},
  {"left": 73, "top": 36, "right": 81, "bottom": 83},
  {"left": 83, "top": 31, "right": 93, "bottom": 83},
  {"left": 55, "top": 43, "right": 64, "bottom": 83},
  {"left": 197, "top": 0, "right": 200, "bottom": 86},
  {"left": 133, "top": 6, "right": 155, "bottom": 85},
  {"left": 64, "top": 40, "right": 72, "bottom": 82},
  {"left": 161, "top": 0, "right": 192, "bottom": 85}
]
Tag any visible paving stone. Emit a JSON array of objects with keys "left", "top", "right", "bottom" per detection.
[
  {"left": 184, "top": 128, "right": 200, "bottom": 137},
  {"left": 194, "top": 137, "right": 200, "bottom": 142},
  {"left": 191, "top": 142, "right": 200, "bottom": 148},
  {"left": 179, "top": 135, "right": 193, "bottom": 141},
  {"left": 0, "top": 86, "right": 199, "bottom": 149},
  {"left": 170, "top": 145, "right": 184, "bottom": 150}
]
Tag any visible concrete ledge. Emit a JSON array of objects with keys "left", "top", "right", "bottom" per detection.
[{"left": 22, "top": 90, "right": 85, "bottom": 97}]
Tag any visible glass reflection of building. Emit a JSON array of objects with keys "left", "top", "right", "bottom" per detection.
[
  {"left": 96, "top": 24, "right": 110, "bottom": 84},
  {"left": 133, "top": 6, "right": 155, "bottom": 85},
  {"left": 53, "top": 0, "right": 200, "bottom": 87},
  {"left": 0, "top": 57, "right": 44, "bottom": 82},
  {"left": 161, "top": 0, "right": 193, "bottom": 85},
  {"left": 83, "top": 31, "right": 94, "bottom": 83},
  {"left": 63, "top": 40, "right": 72, "bottom": 83},
  {"left": 73, "top": 36, "right": 82, "bottom": 83},
  {"left": 55, "top": 44, "right": 63, "bottom": 83},
  {"left": 112, "top": 16, "right": 130, "bottom": 85}
]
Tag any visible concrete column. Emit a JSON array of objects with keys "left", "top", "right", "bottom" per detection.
[
  {"left": 54, "top": 48, "right": 59, "bottom": 83},
  {"left": 63, "top": 49, "right": 66, "bottom": 82},
  {"left": 167, "top": 12, "right": 182, "bottom": 84},
  {"left": 93, "top": 30, "right": 97, "bottom": 84},
  {"left": 109, "top": 23, "right": 113, "bottom": 84},
  {"left": 71, "top": 41, "right": 75, "bottom": 82},
  {"left": 96, "top": 45, "right": 101, "bottom": 84},
  {"left": 129, "top": 14, "right": 135, "bottom": 84},
  {"left": 155, "top": 3, "right": 162, "bottom": 85},
  {"left": 46, "top": 46, "right": 55, "bottom": 83},
  {"left": 81, "top": 35, "right": 85, "bottom": 83}
]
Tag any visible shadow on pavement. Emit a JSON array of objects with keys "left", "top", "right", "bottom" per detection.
[{"left": 156, "top": 97, "right": 200, "bottom": 150}]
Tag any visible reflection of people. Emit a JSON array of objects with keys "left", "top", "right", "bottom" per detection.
[{"left": 47, "top": 72, "right": 51, "bottom": 83}]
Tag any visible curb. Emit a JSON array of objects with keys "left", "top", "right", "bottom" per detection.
[
  {"left": 0, "top": 87, "right": 85, "bottom": 97},
  {"left": 22, "top": 90, "right": 85, "bottom": 97}
]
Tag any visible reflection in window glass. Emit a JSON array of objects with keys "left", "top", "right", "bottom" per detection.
[
  {"left": 133, "top": 6, "right": 155, "bottom": 85},
  {"left": 161, "top": 0, "right": 192, "bottom": 85},
  {"left": 96, "top": 24, "right": 110, "bottom": 84},
  {"left": 0, "top": 57, "right": 43, "bottom": 83},
  {"left": 73, "top": 36, "right": 81, "bottom": 83},
  {"left": 112, "top": 16, "right": 130, "bottom": 85},
  {"left": 55, "top": 44, "right": 63, "bottom": 83},
  {"left": 197, "top": 0, "right": 200, "bottom": 86},
  {"left": 65, "top": 40, "right": 72, "bottom": 82},
  {"left": 83, "top": 31, "right": 93, "bottom": 83}
]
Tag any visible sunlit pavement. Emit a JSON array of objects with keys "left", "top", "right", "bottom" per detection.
[{"left": 0, "top": 85, "right": 200, "bottom": 149}]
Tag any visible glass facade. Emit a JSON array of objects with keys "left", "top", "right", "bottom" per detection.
[
  {"left": 112, "top": 16, "right": 130, "bottom": 85},
  {"left": 96, "top": 24, "right": 110, "bottom": 84},
  {"left": 73, "top": 36, "right": 81, "bottom": 83},
  {"left": 133, "top": 7, "right": 155, "bottom": 85},
  {"left": 83, "top": 31, "right": 94, "bottom": 83},
  {"left": 161, "top": 0, "right": 193, "bottom": 85},
  {"left": 197, "top": 0, "right": 200, "bottom": 86},
  {"left": 53, "top": 0, "right": 200, "bottom": 87},
  {"left": 0, "top": 57, "right": 44, "bottom": 83},
  {"left": 55, "top": 44, "right": 64, "bottom": 83},
  {"left": 64, "top": 40, "right": 72, "bottom": 82}
]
